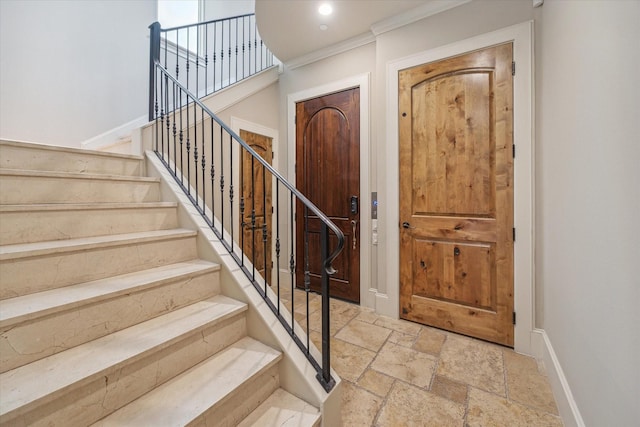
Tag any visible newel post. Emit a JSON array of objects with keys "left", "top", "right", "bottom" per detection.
[{"left": 148, "top": 22, "right": 161, "bottom": 122}]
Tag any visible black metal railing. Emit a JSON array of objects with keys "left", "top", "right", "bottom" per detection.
[
  {"left": 148, "top": 14, "right": 274, "bottom": 120},
  {"left": 149, "top": 22, "right": 343, "bottom": 392}
]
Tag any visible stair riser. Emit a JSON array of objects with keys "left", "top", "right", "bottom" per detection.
[
  {"left": 0, "top": 175, "right": 160, "bottom": 205},
  {"left": 1, "top": 270, "right": 220, "bottom": 373},
  {"left": 0, "top": 236, "right": 198, "bottom": 299},
  {"left": 0, "top": 315, "right": 247, "bottom": 426},
  {"left": 190, "top": 364, "right": 280, "bottom": 427},
  {"left": 0, "top": 143, "right": 142, "bottom": 176},
  {"left": 0, "top": 206, "right": 178, "bottom": 245}
]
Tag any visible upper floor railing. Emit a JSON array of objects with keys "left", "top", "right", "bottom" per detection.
[
  {"left": 149, "top": 14, "right": 275, "bottom": 120},
  {"left": 148, "top": 16, "right": 343, "bottom": 392}
]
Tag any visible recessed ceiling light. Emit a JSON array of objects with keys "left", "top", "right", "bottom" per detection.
[
  {"left": 318, "top": 3, "right": 333, "bottom": 16},
  {"left": 319, "top": 24, "right": 328, "bottom": 31}
]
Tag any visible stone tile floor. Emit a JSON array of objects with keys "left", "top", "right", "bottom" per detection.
[{"left": 281, "top": 289, "right": 562, "bottom": 426}]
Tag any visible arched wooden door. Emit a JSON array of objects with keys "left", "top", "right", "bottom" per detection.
[
  {"left": 239, "top": 129, "right": 273, "bottom": 281},
  {"left": 295, "top": 87, "right": 360, "bottom": 303}
]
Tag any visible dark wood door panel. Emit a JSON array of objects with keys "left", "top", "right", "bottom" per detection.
[{"left": 296, "top": 88, "right": 360, "bottom": 303}]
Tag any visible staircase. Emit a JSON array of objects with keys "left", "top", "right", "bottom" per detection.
[{"left": 0, "top": 140, "right": 321, "bottom": 426}]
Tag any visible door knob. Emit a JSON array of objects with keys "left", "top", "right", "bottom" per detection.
[{"left": 402, "top": 222, "right": 414, "bottom": 229}]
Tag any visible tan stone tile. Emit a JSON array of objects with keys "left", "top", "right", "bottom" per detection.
[
  {"left": 371, "top": 342, "right": 436, "bottom": 388},
  {"left": 341, "top": 381, "right": 383, "bottom": 427},
  {"left": 279, "top": 298, "right": 293, "bottom": 313},
  {"left": 325, "top": 336, "right": 377, "bottom": 382},
  {"left": 355, "top": 308, "right": 379, "bottom": 324},
  {"left": 504, "top": 350, "right": 559, "bottom": 415},
  {"left": 413, "top": 327, "right": 446, "bottom": 356},
  {"left": 335, "top": 320, "right": 391, "bottom": 352},
  {"left": 376, "top": 381, "right": 465, "bottom": 427},
  {"left": 374, "top": 316, "right": 422, "bottom": 336},
  {"left": 437, "top": 334, "right": 506, "bottom": 396},
  {"left": 293, "top": 292, "right": 322, "bottom": 315},
  {"left": 431, "top": 375, "right": 468, "bottom": 405},
  {"left": 308, "top": 300, "right": 360, "bottom": 335},
  {"left": 357, "top": 369, "right": 395, "bottom": 398},
  {"left": 387, "top": 330, "right": 417, "bottom": 348},
  {"left": 277, "top": 284, "right": 293, "bottom": 301},
  {"left": 309, "top": 330, "right": 322, "bottom": 350},
  {"left": 466, "top": 387, "right": 564, "bottom": 427}
]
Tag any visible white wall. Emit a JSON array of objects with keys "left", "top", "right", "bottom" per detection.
[
  {"left": 0, "top": 0, "right": 156, "bottom": 148},
  {"left": 202, "top": 0, "right": 254, "bottom": 21},
  {"left": 535, "top": 1, "right": 640, "bottom": 425}
]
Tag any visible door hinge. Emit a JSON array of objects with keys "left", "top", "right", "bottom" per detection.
[
  {"left": 512, "top": 61, "right": 516, "bottom": 76},
  {"left": 513, "top": 311, "right": 516, "bottom": 325},
  {"left": 512, "top": 144, "right": 516, "bottom": 158},
  {"left": 513, "top": 227, "right": 516, "bottom": 241}
]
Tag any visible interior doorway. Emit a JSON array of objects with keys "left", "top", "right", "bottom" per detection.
[{"left": 295, "top": 87, "right": 361, "bottom": 303}]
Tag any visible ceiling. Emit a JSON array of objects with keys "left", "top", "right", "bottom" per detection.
[{"left": 255, "top": 0, "right": 434, "bottom": 63}]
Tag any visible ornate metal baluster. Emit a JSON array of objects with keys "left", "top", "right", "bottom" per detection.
[
  {"left": 219, "top": 126, "right": 225, "bottom": 245},
  {"left": 240, "top": 147, "right": 246, "bottom": 267},
  {"left": 179, "top": 89, "right": 183, "bottom": 181},
  {"left": 189, "top": 120, "right": 198, "bottom": 201},
  {"left": 172, "top": 84, "right": 177, "bottom": 175},
  {"left": 289, "top": 193, "right": 296, "bottom": 329},
  {"left": 213, "top": 21, "right": 217, "bottom": 93},
  {"left": 251, "top": 155, "right": 256, "bottom": 282},
  {"left": 229, "top": 131, "right": 234, "bottom": 253},
  {"left": 186, "top": 29, "right": 190, "bottom": 94},
  {"left": 201, "top": 137, "right": 206, "bottom": 214},
  {"left": 201, "top": 106, "right": 206, "bottom": 209},
  {"left": 175, "top": 30, "right": 179, "bottom": 80},
  {"left": 185, "top": 94, "right": 190, "bottom": 193},
  {"left": 262, "top": 163, "right": 268, "bottom": 292},
  {"left": 241, "top": 16, "right": 246, "bottom": 79},
  {"left": 221, "top": 21, "right": 225, "bottom": 91},
  {"left": 204, "top": 24, "right": 208, "bottom": 96},
  {"left": 275, "top": 184, "right": 281, "bottom": 314},
  {"left": 210, "top": 118, "right": 216, "bottom": 229},
  {"left": 248, "top": 17, "right": 253, "bottom": 75},
  {"left": 235, "top": 18, "right": 239, "bottom": 83}
]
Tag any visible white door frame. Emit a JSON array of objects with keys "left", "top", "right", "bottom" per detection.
[
  {"left": 287, "top": 73, "right": 372, "bottom": 307},
  {"left": 383, "top": 21, "right": 535, "bottom": 355}
]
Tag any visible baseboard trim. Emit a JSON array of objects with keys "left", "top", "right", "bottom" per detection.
[
  {"left": 532, "top": 329, "right": 585, "bottom": 427},
  {"left": 81, "top": 115, "right": 147, "bottom": 152}
]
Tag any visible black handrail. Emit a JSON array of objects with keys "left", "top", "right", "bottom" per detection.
[{"left": 148, "top": 20, "right": 344, "bottom": 392}]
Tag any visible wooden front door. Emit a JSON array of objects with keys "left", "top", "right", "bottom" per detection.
[
  {"left": 399, "top": 43, "right": 514, "bottom": 346},
  {"left": 296, "top": 88, "right": 360, "bottom": 303},
  {"left": 240, "top": 129, "right": 273, "bottom": 281}
]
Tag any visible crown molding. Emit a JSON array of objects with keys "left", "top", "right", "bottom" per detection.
[
  {"left": 370, "top": 0, "right": 472, "bottom": 36},
  {"left": 284, "top": 0, "right": 472, "bottom": 70},
  {"left": 284, "top": 32, "right": 376, "bottom": 70}
]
